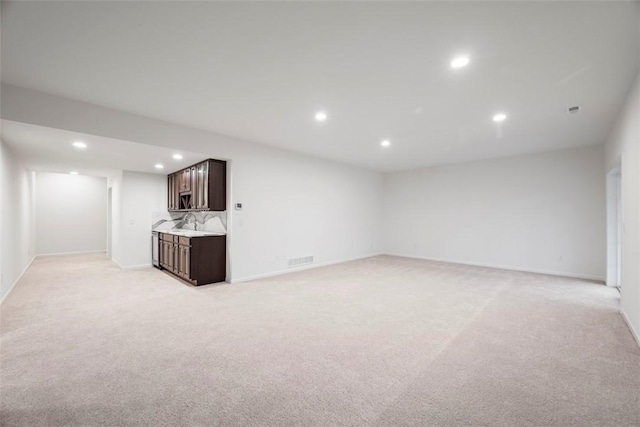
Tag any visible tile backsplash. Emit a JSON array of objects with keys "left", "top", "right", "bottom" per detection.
[{"left": 152, "top": 211, "right": 227, "bottom": 233}]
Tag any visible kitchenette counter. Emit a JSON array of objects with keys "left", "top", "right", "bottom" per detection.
[
  {"left": 158, "top": 230, "right": 226, "bottom": 285},
  {"left": 159, "top": 230, "right": 226, "bottom": 237}
]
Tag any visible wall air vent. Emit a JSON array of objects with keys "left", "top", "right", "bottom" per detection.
[
  {"left": 288, "top": 255, "right": 314, "bottom": 268},
  {"left": 568, "top": 105, "right": 581, "bottom": 114}
]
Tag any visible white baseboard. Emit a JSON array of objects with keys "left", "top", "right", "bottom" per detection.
[
  {"left": 229, "top": 253, "right": 383, "bottom": 284},
  {"left": 384, "top": 253, "right": 606, "bottom": 283},
  {"left": 110, "top": 258, "right": 152, "bottom": 270},
  {"left": 0, "top": 255, "right": 36, "bottom": 305},
  {"left": 36, "top": 250, "right": 106, "bottom": 257},
  {"left": 122, "top": 263, "right": 152, "bottom": 270},
  {"left": 620, "top": 308, "right": 640, "bottom": 349}
]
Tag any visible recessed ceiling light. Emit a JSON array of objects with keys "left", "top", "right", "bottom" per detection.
[
  {"left": 492, "top": 113, "right": 507, "bottom": 122},
  {"left": 155, "top": 164, "right": 164, "bottom": 169},
  {"left": 172, "top": 154, "right": 183, "bottom": 160},
  {"left": 72, "top": 141, "right": 87, "bottom": 149},
  {"left": 69, "top": 171, "right": 79, "bottom": 175},
  {"left": 315, "top": 111, "right": 328, "bottom": 122},
  {"left": 450, "top": 56, "right": 470, "bottom": 69},
  {"left": 381, "top": 139, "right": 391, "bottom": 147}
]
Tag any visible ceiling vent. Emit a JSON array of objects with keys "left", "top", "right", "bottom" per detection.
[{"left": 567, "top": 105, "right": 581, "bottom": 115}]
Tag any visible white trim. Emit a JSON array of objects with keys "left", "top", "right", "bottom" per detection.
[
  {"left": 1, "top": 255, "right": 36, "bottom": 305},
  {"left": 229, "top": 253, "right": 382, "bottom": 283},
  {"left": 122, "top": 263, "right": 152, "bottom": 270},
  {"left": 110, "top": 257, "right": 152, "bottom": 270},
  {"left": 384, "top": 253, "right": 606, "bottom": 283},
  {"left": 36, "top": 249, "right": 107, "bottom": 257},
  {"left": 621, "top": 308, "right": 640, "bottom": 349}
]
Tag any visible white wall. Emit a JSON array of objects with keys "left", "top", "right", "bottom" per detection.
[
  {"left": 230, "top": 153, "right": 382, "bottom": 281},
  {"left": 605, "top": 71, "right": 640, "bottom": 344},
  {"left": 34, "top": 172, "right": 107, "bottom": 255},
  {"left": 0, "top": 140, "right": 36, "bottom": 302},
  {"left": 0, "top": 86, "right": 384, "bottom": 278},
  {"left": 113, "top": 171, "right": 166, "bottom": 268},
  {"left": 384, "top": 145, "right": 606, "bottom": 281},
  {"left": 109, "top": 171, "right": 123, "bottom": 266}
]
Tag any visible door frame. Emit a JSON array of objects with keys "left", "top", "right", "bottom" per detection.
[
  {"left": 107, "top": 187, "right": 112, "bottom": 259},
  {"left": 606, "top": 162, "right": 622, "bottom": 287}
]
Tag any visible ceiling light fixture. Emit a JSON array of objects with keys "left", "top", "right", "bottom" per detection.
[
  {"left": 69, "top": 171, "right": 79, "bottom": 175},
  {"left": 155, "top": 164, "right": 164, "bottom": 169},
  {"left": 72, "top": 141, "right": 87, "bottom": 149},
  {"left": 492, "top": 113, "right": 507, "bottom": 122},
  {"left": 315, "top": 111, "right": 328, "bottom": 122},
  {"left": 381, "top": 139, "right": 391, "bottom": 147},
  {"left": 450, "top": 56, "right": 470, "bottom": 69},
  {"left": 172, "top": 154, "right": 183, "bottom": 160}
]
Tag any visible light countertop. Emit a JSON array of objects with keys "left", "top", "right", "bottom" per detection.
[{"left": 158, "top": 230, "right": 226, "bottom": 237}]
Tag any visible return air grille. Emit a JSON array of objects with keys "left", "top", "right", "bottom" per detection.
[{"left": 288, "top": 256, "right": 314, "bottom": 268}]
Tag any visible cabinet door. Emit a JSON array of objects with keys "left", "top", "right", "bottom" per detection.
[
  {"left": 164, "top": 241, "right": 170, "bottom": 269},
  {"left": 190, "top": 167, "right": 197, "bottom": 209},
  {"left": 175, "top": 174, "right": 181, "bottom": 210},
  {"left": 173, "top": 243, "right": 179, "bottom": 273},
  {"left": 209, "top": 160, "right": 226, "bottom": 211},
  {"left": 183, "top": 245, "right": 191, "bottom": 278},
  {"left": 173, "top": 174, "right": 178, "bottom": 210},
  {"left": 167, "top": 175, "right": 174, "bottom": 210},
  {"left": 169, "top": 173, "right": 179, "bottom": 211},
  {"left": 172, "top": 174, "right": 176, "bottom": 210},
  {"left": 166, "top": 240, "right": 172, "bottom": 268},
  {"left": 181, "top": 168, "right": 191, "bottom": 192},
  {"left": 196, "top": 161, "right": 209, "bottom": 209},
  {"left": 177, "top": 245, "right": 185, "bottom": 277}
]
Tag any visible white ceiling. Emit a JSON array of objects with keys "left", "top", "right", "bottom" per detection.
[
  {"left": 2, "top": 1, "right": 639, "bottom": 172},
  {"left": 1, "top": 120, "right": 208, "bottom": 178}
]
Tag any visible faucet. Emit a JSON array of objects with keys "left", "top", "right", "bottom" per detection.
[{"left": 181, "top": 212, "right": 197, "bottom": 230}]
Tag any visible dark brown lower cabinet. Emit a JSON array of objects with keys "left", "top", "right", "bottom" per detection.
[
  {"left": 159, "top": 233, "right": 226, "bottom": 285},
  {"left": 160, "top": 237, "right": 176, "bottom": 272}
]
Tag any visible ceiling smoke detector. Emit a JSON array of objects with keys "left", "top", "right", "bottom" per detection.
[{"left": 568, "top": 105, "right": 581, "bottom": 115}]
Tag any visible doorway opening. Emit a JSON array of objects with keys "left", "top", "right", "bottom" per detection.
[
  {"left": 606, "top": 164, "right": 622, "bottom": 288},
  {"left": 107, "top": 187, "right": 112, "bottom": 259}
]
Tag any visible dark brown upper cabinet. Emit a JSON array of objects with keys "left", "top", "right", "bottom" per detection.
[{"left": 168, "top": 159, "right": 226, "bottom": 212}]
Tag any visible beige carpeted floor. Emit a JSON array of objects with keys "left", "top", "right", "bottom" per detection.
[{"left": 1, "top": 253, "right": 639, "bottom": 426}]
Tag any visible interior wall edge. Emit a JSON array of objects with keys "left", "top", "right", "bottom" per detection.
[
  {"left": 110, "top": 258, "right": 124, "bottom": 270},
  {"left": 0, "top": 255, "right": 36, "bottom": 306},
  {"left": 621, "top": 307, "right": 640, "bottom": 349}
]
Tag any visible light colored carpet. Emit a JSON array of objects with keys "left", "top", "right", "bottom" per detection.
[{"left": 1, "top": 253, "right": 639, "bottom": 426}]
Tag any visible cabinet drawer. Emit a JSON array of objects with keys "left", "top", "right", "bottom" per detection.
[
  {"left": 178, "top": 236, "right": 190, "bottom": 246},
  {"left": 160, "top": 233, "right": 175, "bottom": 242}
]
